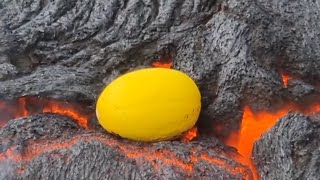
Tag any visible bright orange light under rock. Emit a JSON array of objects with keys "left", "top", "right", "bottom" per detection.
[
  {"left": 224, "top": 103, "right": 320, "bottom": 180},
  {"left": 43, "top": 102, "right": 88, "bottom": 128},
  {"left": 0, "top": 134, "right": 250, "bottom": 178},
  {"left": 0, "top": 97, "right": 249, "bottom": 177},
  {"left": 281, "top": 74, "right": 292, "bottom": 87},
  {"left": 152, "top": 61, "right": 173, "bottom": 68},
  {"left": 0, "top": 97, "right": 90, "bottom": 128},
  {"left": 151, "top": 55, "right": 173, "bottom": 68},
  {"left": 181, "top": 127, "right": 198, "bottom": 142}
]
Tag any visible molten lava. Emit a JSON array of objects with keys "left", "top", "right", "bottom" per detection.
[
  {"left": 0, "top": 133, "right": 250, "bottom": 178},
  {"left": 0, "top": 96, "right": 251, "bottom": 178},
  {"left": 220, "top": 72, "right": 320, "bottom": 180},
  {"left": 181, "top": 127, "right": 198, "bottom": 142},
  {"left": 151, "top": 55, "right": 173, "bottom": 68},
  {"left": 0, "top": 97, "right": 91, "bottom": 128},
  {"left": 43, "top": 102, "right": 88, "bottom": 128},
  {"left": 281, "top": 74, "right": 292, "bottom": 87},
  {"left": 224, "top": 103, "right": 320, "bottom": 180}
]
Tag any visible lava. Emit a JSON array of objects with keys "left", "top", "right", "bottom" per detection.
[
  {"left": 0, "top": 133, "right": 250, "bottom": 177},
  {"left": 0, "top": 95, "right": 249, "bottom": 178},
  {"left": 281, "top": 73, "right": 292, "bottom": 87},
  {"left": 220, "top": 73, "right": 319, "bottom": 180},
  {"left": 43, "top": 102, "right": 88, "bottom": 128},
  {"left": 181, "top": 127, "right": 198, "bottom": 142},
  {"left": 0, "top": 97, "right": 91, "bottom": 128},
  {"left": 200, "top": 153, "right": 251, "bottom": 179},
  {"left": 151, "top": 55, "right": 173, "bottom": 68},
  {"left": 224, "top": 103, "right": 320, "bottom": 180}
]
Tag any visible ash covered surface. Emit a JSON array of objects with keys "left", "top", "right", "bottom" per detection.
[
  {"left": 253, "top": 113, "right": 320, "bottom": 180},
  {"left": 0, "top": 114, "right": 252, "bottom": 180}
]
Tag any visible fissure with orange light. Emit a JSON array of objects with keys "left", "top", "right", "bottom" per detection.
[
  {"left": 151, "top": 55, "right": 173, "bottom": 69},
  {"left": 0, "top": 97, "right": 91, "bottom": 129},
  {"left": 221, "top": 74, "right": 320, "bottom": 180},
  {"left": 0, "top": 132, "right": 250, "bottom": 178}
]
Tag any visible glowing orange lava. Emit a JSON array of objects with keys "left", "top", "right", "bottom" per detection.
[
  {"left": 0, "top": 133, "right": 249, "bottom": 177},
  {"left": 181, "top": 127, "right": 198, "bottom": 142},
  {"left": 0, "top": 97, "right": 90, "bottom": 128},
  {"left": 43, "top": 101, "right": 88, "bottom": 128},
  {"left": 0, "top": 97, "right": 249, "bottom": 177},
  {"left": 281, "top": 74, "right": 292, "bottom": 87},
  {"left": 151, "top": 55, "right": 173, "bottom": 68},
  {"left": 224, "top": 103, "right": 320, "bottom": 180}
]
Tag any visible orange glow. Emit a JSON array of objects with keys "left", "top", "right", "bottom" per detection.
[
  {"left": 0, "top": 97, "right": 249, "bottom": 178},
  {"left": 151, "top": 55, "right": 173, "bottom": 68},
  {"left": 0, "top": 97, "right": 91, "bottom": 128},
  {"left": 152, "top": 61, "right": 173, "bottom": 68},
  {"left": 0, "top": 133, "right": 249, "bottom": 177},
  {"left": 189, "top": 149, "right": 198, "bottom": 163},
  {"left": 17, "top": 98, "right": 28, "bottom": 117},
  {"left": 224, "top": 103, "right": 320, "bottom": 180},
  {"left": 281, "top": 74, "right": 292, "bottom": 87},
  {"left": 181, "top": 127, "right": 198, "bottom": 142},
  {"left": 304, "top": 103, "right": 320, "bottom": 113},
  {"left": 43, "top": 102, "right": 88, "bottom": 128},
  {"left": 200, "top": 153, "right": 251, "bottom": 179},
  {"left": 1, "top": 94, "right": 318, "bottom": 179}
]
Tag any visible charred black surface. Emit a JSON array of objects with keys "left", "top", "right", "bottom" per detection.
[
  {"left": 253, "top": 113, "right": 320, "bottom": 180},
  {"left": 0, "top": 114, "right": 252, "bottom": 180}
]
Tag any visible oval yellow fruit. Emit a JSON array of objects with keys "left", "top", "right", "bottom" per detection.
[{"left": 96, "top": 68, "right": 201, "bottom": 142}]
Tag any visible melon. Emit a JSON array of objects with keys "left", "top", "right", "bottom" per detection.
[{"left": 96, "top": 68, "right": 201, "bottom": 142}]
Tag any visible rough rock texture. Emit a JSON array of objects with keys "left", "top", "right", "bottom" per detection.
[
  {"left": 286, "top": 79, "right": 320, "bottom": 103},
  {"left": 1, "top": 0, "right": 320, "bottom": 132},
  {"left": 0, "top": 114, "right": 252, "bottom": 180},
  {"left": 253, "top": 113, "right": 320, "bottom": 180},
  {"left": 1, "top": 0, "right": 320, "bottom": 179}
]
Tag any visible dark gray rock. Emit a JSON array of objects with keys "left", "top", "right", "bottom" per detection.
[
  {"left": 253, "top": 113, "right": 320, "bottom": 180},
  {"left": 1, "top": 0, "right": 319, "bottom": 132},
  {"left": 286, "top": 79, "right": 319, "bottom": 103},
  {"left": 0, "top": 114, "right": 253, "bottom": 179},
  {"left": 0, "top": 0, "right": 320, "bottom": 179},
  {"left": 0, "top": 63, "right": 18, "bottom": 80}
]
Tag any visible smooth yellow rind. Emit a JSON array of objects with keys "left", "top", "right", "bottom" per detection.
[{"left": 96, "top": 68, "right": 201, "bottom": 142}]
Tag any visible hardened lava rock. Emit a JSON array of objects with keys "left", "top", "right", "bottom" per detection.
[
  {"left": 0, "top": 0, "right": 320, "bottom": 179},
  {"left": 0, "top": 114, "right": 252, "bottom": 180},
  {"left": 0, "top": 0, "right": 320, "bottom": 131},
  {"left": 253, "top": 113, "right": 320, "bottom": 180}
]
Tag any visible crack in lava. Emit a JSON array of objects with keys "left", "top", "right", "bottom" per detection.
[
  {"left": 0, "top": 96, "right": 250, "bottom": 178},
  {"left": 224, "top": 103, "right": 320, "bottom": 180},
  {"left": 0, "top": 134, "right": 250, "bottom": 178},
  {"left": 0, "top": 97, "right": 91, "bottom": 128}
]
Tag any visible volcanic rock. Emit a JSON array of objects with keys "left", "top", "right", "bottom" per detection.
[
  {"left": 1, "top": 0, "right": 320, "bottom": 131},
  {"left": 286, "top": 79, "right": 319, "bottom": 103},
  {"left": 0, "top": 114, "right": 252, "bottom": 180},
  {"left": 1, "top": 0, "right": 320, "bottom": 179},
  {"left": 253, "top": 113, "right": 320, "bottom": 180}
]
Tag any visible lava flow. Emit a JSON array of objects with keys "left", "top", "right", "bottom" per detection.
[
  {"left": 0, "top": 97, "right": 250, "bottom": 178},
  {"left": 0, "top": 133, "right": 250, "bottom": 178},
  {"left": 181, "top": 127, "right": 198, "bottom": 142},
  {"left": 219, "top": 73, "right": 320, "bottom": 179},
  {"left": 151, "top": 55, "right": 173, "bottom": 68},
  {"left": 0, "top": 97, "right": 91, "bottom": 128},
  {"left": 281, "top": 73, "right": 292, "bottom": 87},
  {"left": 224, "top": 103, "right": 320, "bottom": 180}
]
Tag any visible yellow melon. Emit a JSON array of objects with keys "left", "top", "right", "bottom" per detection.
[{"left": 96, "top": 68, "right": 201, "bottom": 142}]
